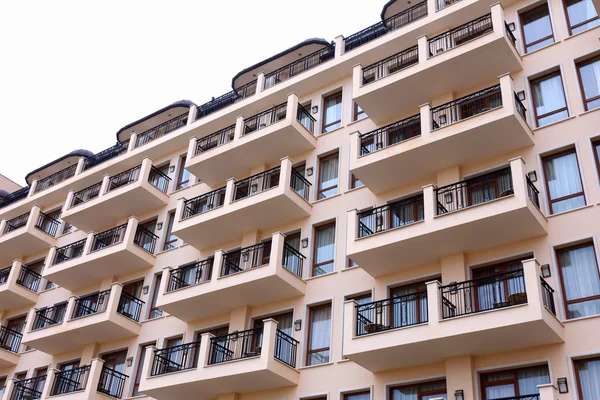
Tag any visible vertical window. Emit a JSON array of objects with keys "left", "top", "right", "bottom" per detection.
[
  {"left": 593, "top": 140, "right": 600, "bottom": 176},
  {"left": 176, "top": 156, "right": 192, "bottom": 190},
  {"left": 564, "top": 0, "right": 599, "bottom": 34},
  {"left": 353, "top": 102, "right": 367, "bottom": 121},
  {"left": 389, "top": 281, "right": 429, "bottom": 328},
  {"left": 322, "top": 91, "right": 343, "bottom": 133},
  {"left": 306, "top": 303, "right": 332, "bottom": 366},
  {"left": 557, "top": 243, "right": 600, "bottom": 319},
  {"left": 575, "top": 357, "right": 600, "bottom": 399},
  {"left": 348, "top": 258, "right": 358, "bottom": 268},
  {"left": 132, "top": 342, "right": 155, "bottom": 397},
  {"left": 542, "top": 150, "right": 585, "bottom": 214},
  {"left": 62, "top": 221, "right": 74, "bottom": 235},
  {"left": 148, "top": 273, "right": 163, "bottom": 319},
  {"left": 531, "top": 72, "right": 569, "bottom": 127},
  {"left": 520, "top": 4, "right": 555, "bottom": 52},
  {"left": 162, "top": 212, "right": 178, "bottom": 251},
  {"left": 344, "top": 391, "right": 371, "bottom": 400},
  {"left": 389, "top": 380, "right": 447, "bottom": 399},
  {"left": 480, "top": 365, "right": 550, "bottom": 399},
  {"left": 313, "top": 222, "right": 336, "bottom": 276},
  {"left": 577, "top": 56, "right": 600, "bottom": 111},
  {"left": 0, "top": 376, "right": 6, "bottom": 396},
  {"left": 318, "top": 153, "right": 339, "bottom": 199},
  {"left": 351, "top": 174, "right": 364, "bottom": 189}
]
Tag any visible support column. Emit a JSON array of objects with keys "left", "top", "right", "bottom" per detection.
[
  {"left": 234, "top": 115, "right": 245, "bottom": 139},
  {"left": 187, "top": 104, "right": 197, "bottom": 124},
  {"left": 422, "top": 184, "right": 436, "bottom": 223},
  {"left": 128, "top": 134, "right": 138, "bottom": 152},
  {"left": 334, "top": 35, "right": 345, "bottom": 58},
  {"left": 256, "top": 72, "right": 266, "bottom": 94},
  {"left": 440, "top": 253, "right": 467, "bottom": 284},
  {"left": 417, "top": 35, "right": 429, "bottom": 64},
  {"left": 436, "top": 165, "right": 461, "bottom": 187},
  {"left": 419, "top": 103, "right": 432, "bottom": 140},
  {"left": 445, "top": 355, "right": 476, "bottom": 400},
  {"left": 352, "top": 64, "right": 363, "bottom": 93},
  {"left": 229, "top": 306, "right": 250, "bottom": 332}
]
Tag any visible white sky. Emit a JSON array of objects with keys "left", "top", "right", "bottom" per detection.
[{"left": 0, "top": 0, "right": 385, "bottom": 186}]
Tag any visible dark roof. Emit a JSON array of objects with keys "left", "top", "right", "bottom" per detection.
[
  {"left": 0, "top": 189, "right": 10, "bottom": 198},
  {"left": 115, "top": 100, "right": 196, "bottom": 142},
  {"left": 25, "top": 149, "right": 94, "bottom": 185},
  {"left": 380, "top": 0, "right": 396, "bottom": 19},
  {"left": 230, "top": 38, "right": 331, "bottom": 89}
]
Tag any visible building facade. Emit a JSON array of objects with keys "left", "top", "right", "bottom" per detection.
[{"left": 1, "top": 0, "right": 600, "bottom": 399}]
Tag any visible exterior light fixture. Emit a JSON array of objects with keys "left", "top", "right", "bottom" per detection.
[
  {"left": 294, "top": 319, "right": 302, "bottom": 331},
  {"left": 157, "top": 222, "right": 163, "bottom": 231},
  {"left": 517, "top": 91, "right": 526, "bottom": 101},
  {"left": 507, "top": 22, "right": 516, "bottom": 31},
  {"left": 527, "top": 170, "right": 537, "bottom": 182},
  {"left": 311, "top": 105, "right": 319, "bottom": 114},
  {"left": 306, "top": 167, "right": 314, "bottom": 177},
  {"left": 126, "top": 357, "right": 133, "bottom": 367},
  {"left": 169, "top": 165, "right": 176, "bottom": 173},
  {"left": 142, "top": 285, "right": 149, "bottom": 295},
  {"left": 301, "top": 238, "right": 309, "bottom": 248},
  {"left": 454, "top": 389, "right": 464, "bottom": 400},
  {"left": 541, "top": 264, "right": 551, "bottom": 278},
  {"left": 557, "top": 377, "right": 568, "bottom": 393}
]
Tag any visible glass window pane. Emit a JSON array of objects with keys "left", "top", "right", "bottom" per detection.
[
  {"left": 559, "top": 245, "right": 600, "bottom": 318},
  {"left": 579, "top": 58, "right": 600, "bottom": 110},
  {"left": 323, "top": 92, "right": 343, "bottom": 133},
  {"left": 518, "top": 365, "right": 550, "bottom": 395},
  {"left": 390, "top": 384, "right": 418, "bottom": 400},
  {"left": 577, "top": 358, "right": 600, "bottom": 399},
  {"left": 314, "top": 223, "right": 335, "bottom": 276},
  {"left": 544, "top": 151, "right": 584, "bottom": 213},
  {"left": 319, "top": 154, "right": 339, "bottom": 199},
  {"left": 566, "top": 0, "right": 600, "bottom": 33},
  {"left": 521, "top": 4, "right": 554, "bottom": 51},
  {"left": 308, "top": 304, "right": 331, "bottom": 365},
  {"left": 486, "top": 384, "right": 515, "bottom": 399},
  {"left": 532, "top": 73, "right": 567, "bottom": 126}
]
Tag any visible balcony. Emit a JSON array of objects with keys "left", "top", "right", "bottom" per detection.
[
  {"left": 343, "top": 259, "right": 563, "bottom": 372},
  {"left": 4, "top": 374, "right": 47, "bottom": 400},
  {"left": 353, "top": 5, "right": 522, "bottom": 123},
  {"left": 0, "top": 206, "right": 58, "bottom": 265},
  {"left": 347, "top": 158, "right": 547, "bottom": 277},
  {"left": 61, "top": 158, "right": 170, "bottom": 232},
  {"left": 139, "top": 320, "right": 299, "bottom": 400},
  {"left": 185, "top": 93, "right": 317, "bottom": 187},
  {"left": 0, "top": 260, "right": 41, "bottom": 310},
  {"left": 157, "top": 232, "right": 306, "bottom": 322},
  {"left": 43, "top": 217, "right": 156, "bottom": 291},
  {"left": 22, "top": 283, "right": 142, "bottom": 355},
  {"left": 174, "top": 157, "right": 312, "bottom": 250},
  {"left": 350, "top": 74, "right": 533, "bottom": 194},
  {"left": 0, "top": 325, "right": 22, "bottom": 368}
]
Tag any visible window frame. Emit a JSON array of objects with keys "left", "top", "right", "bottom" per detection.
[
  {"left": 312, "top": 221, "right": 336, "bottom": 277},
  {"left": 321, "top": 91, "right": 343, "bottom": 134},
  {"left": 162, "top": 211, "right": 178, "bottom": 251},
  {"left": 317, "top": 152, "right": 340, "bottom": 199},
  {"left": 353, "top": 102, "right": 367, "bottom": 122},
  {"left": 148, "top": 273, "right": 163, "bottom": 320},
  {"left": 530, "top": 70, "right": 569, "bottom": 127},
  {"left": 305, "top": 302, "right": 332, "bottom": 366},
  {"left": 479, "top": 365, "right": 550, "bottom": 399},
  {"left": 593, "top": 139, "right": 600, "bottom": 178},
  {"left": 575, "top": 356, "right": 600, "bottom": 400},
  {"left": 175, "top": 155, "right": 192, "bottom": 191},
  {"left": 562, "top": 0, "right": 600, "bottom": 35},
  {"left": 388, "top": 379, "right": 447, "bottom": 400},
  {"left": 343, "top": 390, "right": 371, "bottom": 400},
  {"left": 132, "top": 342, "right": 155, "bottom": 397},
  {"left": 576, "top": 55, "right": 600, "bottom": 111},
  {"left": 519, "top": 3, "right": 555, "bottom": 53},
  {"left": 350, "top": 174, "right": 364, "bottom": 190},
  {"left": 541, "top": 148, "right": 586, "bottom": 214}
]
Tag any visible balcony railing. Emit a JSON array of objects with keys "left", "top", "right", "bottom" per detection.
[
  {"left": 431, "top": 84, "right": 502, "bottom": 129},
  {"left": 108, "top": 165, "right": 141, "bottom": 192},
  {"left": 34, "top": 164, "right": 77, "bottom": 194},
  {"left": 344, "top": 1, "right": 427, "bottom": 52},
  {"left": 428, "top": 14, "right": 493, "bottom": 57},
  {"left": 0, "top": 186, "right": 30, "bottom": 210},
  {"left": 243, "top": 103, "right": 287, "bottom": 135},
  {"left": 71, "top": 290, "right": 111, "bottom": 319},
  {"left": 233, "top": 167, "right": 280, "bottom": 201},
  {"left": 135, "top": 112, "right": 188, "bottom": 148},
  {"left": 83, "top": 142, "right": 128, "bottom": 171},
  {"left": 3, "top": 212, "right": 30, "bottom": 235},
  {"left": 297, "top": 103, "right": 316, "bottom": 134},
  {"left": 91, "top": 224, "right": 127, "bottom": 252},
  {"left": 0, "top": 325, "right": 23, "bottom": 353},
  {"left": 134, "top": 225, "right": 159, "bottom": 254},
  {"left": 32, "top": 303, "right": 67, "bottom": 331},
  {"left": 53, "top": 239, "right": 87, "bottom": 265},
  {"left": 196, "top": 80, "right": 257, "bottom": 121},
  {"left": 540, "top": 277, "right": 556, "bottom": 316},
  {"left": 435, "top": 167, "right": 513, "bottom": 215},
  {"left": 356, "top": 291, "right": 428, "bottom": 336},
  {"left": 360, "top": 114, "right": 421, "bottom": 155},
  {"left": 358, "top": 194, "right": 424, "bottom": 238},
  {"left": 505, "top": 21, "right": 518, "bottom": 47},
  {"left": 290, "top": 168, "right": 311, "bottom": 201},
  {"left": 182, "top": 187, "right": 227, "bottom": 219},
  {"left": 515, "top": 92, "right": 527, "bottom": 120},
  {"left": 16, "top": 266, "right": 42, "bottom": 292},
  {"left": 151, "top": 341, "right": 201, "bottom": 376},
  {"left": 282, "top": 243, "right": 305, "bottom": 278},
  {"left": 50, "top": 365, "right": 90, "bottom": 396},
  {"left": 209, "top": 328, "right": 263, "bottom": 365},
  {"left": 194, "top": 125, "right": 236, "bottom": 155},
  {"left": 117, "top": 291, "right": 145, "bottom": 322},
  {"left": 97, "top": 366, "right": 128, "bottom": 399},
  {"left": 167, "top": 258, "right": 214, "bottom": 292},
  {"left": 440, "top": 269, "right": 527, "bottom": 319},
  {"left": 497, "top": 395, "right": 540, "bottom": 400},
  {"left": 362, "top": 45, "right": 419, "bottom": 84},
  {"left": 527, "top": 176, "right": 540, "bottom": 208},
  {"left": 71, "top": 182, "right": 102, "bottom": 207},
  {"left": 274, "top": 330, "right": 299, "bottom": 368},
  {"left": 148, "top": 166, "right": 171, "bottom": 193},
  {"left": 221, "top": 242, "right": 272, "bottom": 277},
  {"left": 35, "top": 212, "right": 60, "bottom": 237},
  {"left": 10, "top": 375, "right": 46, "bottom": 400},
  {"left": 264, "top": 44, "right": 336, "bottom": 89},
  {"left": 0, "top": 266, "right": 9, "bottom": 284}
]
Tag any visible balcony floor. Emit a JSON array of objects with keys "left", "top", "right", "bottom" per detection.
[
  {"left": 0, "top": 348, "right": 19, "bottom": 368},
  {"left": 0, "top": 282, "right": 38, "bottom": 310}
]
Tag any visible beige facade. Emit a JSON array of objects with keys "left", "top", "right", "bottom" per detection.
[{"left": 1, "top": 0, "right": 600, "bottom": 400}]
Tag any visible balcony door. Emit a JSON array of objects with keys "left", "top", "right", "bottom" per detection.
[
  {"left": 481, "top": 365, "right": 550, "bottom": 399},
  {"left": 137, "top": 218, "right": 157, "bottom": 253},
  {"left": 254, "top": 312, "right": 293, "bottom": 365},
  {"left": 119, "top": 280, "right": 144, "bottom": 319},
  {"left": 2, "top": 315, "right": 26, "bottom": 352},
  {"left": 284, "top": 233, "right": 302, "bottom": 276},
  {"left": 101, "top": 350, "right": 128, "bottom": 396},
  {"left": 472, "top": 258, "right": 527, "bottom": 312},
  {"left": 389, "top": 281, "right": 428, "bottom": 329},
  {"left": 195, "top": 326, "right": 229, "bottom": 365},
  {"left": 466, "top": 169, "right": 513, "bottom": 207}
]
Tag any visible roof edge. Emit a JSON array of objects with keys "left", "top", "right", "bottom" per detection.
[{"left": 25, "top": 149, "right": 94, "bottom": 185}]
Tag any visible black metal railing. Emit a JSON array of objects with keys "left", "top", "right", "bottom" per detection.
[
  {"left": 356, "top": 291, "right": 428, "bottom": 336},
  {"left": 221, "top": 242, "right": 272, "bottom": 277},
  {"left": 134, "top": 225, "right": 159, "bottom": 254},
  {"left": 3, "top": 212, "right": 30, "bottom": 234},
  {"left": 91, "top": 224, "right": 127, "bottom": 251},
  {"left": 363, "top": 45, "right": 419, "bottom": 84},
  {"left": 431, "top": 85, "right": 502, "bottom": 129},
  {"left": 71, "top": 182, "right": 102, "bottom": 207},
  {"left": 97, "top": 366, "right": 128, "bottom": 399},
  {"left": 209, "top": 328, "right": 263, "bottom": 365},
  {"left": 0, "top": 266, "right": 9, "bottom": 284},
  {"left": 282, "top": 243, "right": 305, "bottom": 278},
  {"left": 437, "top": 0, "right": 462, "bottom": 11},
  {"left": 428, "top": 14, "right": 493, "bottom": 56},
  {"left": 345, "top": 1, "right": 427, "bottom": 52},
  {"left": 496, "top": 394, "right": 540, "bottom": 400},
  {"left": 527, "top": 176, "right": 541, "bottom": 208},
  {"left": 10, "top": 375, "right": 46, "bottom": 400},
  {"left": 194, "top": 125, "right": 236, "bottom": 155},
  {"left": 16, "top": 266, "right": 42, "bottom": 292},
  {"left": 50, "top": 365, "right": 90, "bottom": 396},
  {"left": 514, "top": 92, "right": 527, "bottom": 120},
  {"left": 167, "top": 258, "right": 214, "bottom": 292},
  {"left": 35, "top": 212, "right": 60, "bottom": 237},
  {"left": 264, "top": 44, "right": 336, "bottom": 89},
  {"left": 360, "top": 114, "right": 421, "bottom": 155},
  {"left": 135, "top": 112, "right": 188, "bottom": 148},
  {"left": 274, "top": 330, "right": 299, "bottom": 368},
  {"left": 108, "top": 165, "right": 141, "bottom": 192},
  {"left": 182, "top": 187, "right": 227, "bottom": 219},
  {"left": 540, "top": 277, "right": 556, "bottom": 316},
  {"left": 53, "top": 239, "right": 87, "bottom": 265},
  {"left": 32, "top": 303, "right": 67, "bottom": 330},
  {"left": 0, "top": 325, "right": 23, "bottom": 353},
  {"left": 148, "top": 166, "right": 171, "bottom": 193},
  {"left": 151, "top": 341, "right": 201, "bottom": 376},
  {"left": 195, "top": 80, "right": 257, "bottom": 121},
  {"left": 435, "top": 167, "right": 513, "bottom": 215},
  {"left": 0, "top": 186, "right": 30, "bottom": 209},
  {"left": 440, "top": 269, "right": 527, "bottom": 318},
  {"left": 233, "top": 167, "right": 281, "bottom": 201},
  {"left": 243, "top": 103, "right": 287, "bottom": 135},
  {"left": 505, "top": 21, "right": 518, "bottom": 47},
  {"left": 83, "top": 142, "right": 128, "bottom": 171},
  {"left": 71, "top": 290, "right": 111, "bottom": 319},
  {"left": 34, "top": 164, "right": 77, "bottom": 193},
  {"left": 290, "top": 169, "right": 311, "bottom": 201},
  {"left": 358, "top": 194, "right": 424, "bottom": 238},
  {"left": 117, "top": 292, "right": 144, "bottom": 322},
  {"left": 297, "top": 103, "right": 316, "bottom": 134}
]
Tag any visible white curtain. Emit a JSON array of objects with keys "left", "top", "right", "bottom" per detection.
[
  {"left": 391, "top": 286, "right": 427, "bottom": 328},
  {"left": 314, "top": 225, "right": 335, "bottom": 276},
  {"left": 319, "top": 155, "right": 339, "bottom": 198},
  {"left": 523, "top": 5, "right": 554, "bottom": 50},
  {"left": 324, "top": 95, "right": 342, "bottom": 132},
  {"left": 308, "top": 305, "right": 331, "bottom": 365},
  {"left": 560, "top": 245, "right": 600, "bottom": 318},
  {"left": 486, "top": 384, "right": 515, "bottom": 399},
  {"left": 544, "top": 152, "right": 585, "bottom": 213},
  {"left": 579, "top": 358, "right": 600, "bottom": 400},
  {"left": 580, "top": 58, "right": 600, "bottom": 109},
  {"left": 567, "top": 0, "right": 600, "bottom": 33},
  {"left": 533, "top": 74, "right": 568, "bottom": 126},
  {"left": 284, "top": 235, "right": 302, "bottom": 276},
  {"left": 346, "top": 394, "right": 371, "bottom": 400},
  {"left": 391, "top": 386, "right": 418, "bottom": 400},
  {"left": 518, "top": 365, "right": 550, "bottom": 395}
]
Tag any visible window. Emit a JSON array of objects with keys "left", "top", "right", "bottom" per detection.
[
  {"left": 542, "top": 150, "right": 585, "bottom": 214},
  {"left": 564, "top": 0, "right": 599, "bottom": 34},
  {"left": 176, "top": 156, "right": 192, "bottom": 190},
  {"left": 62, "top": 221, "right": 74, "bottom": 235},
  {"left": 347, "top": 292, "right": 372, "bottom": 338},
  {"left": 557, "top": 243, "right": 600, "bottom": 319},
  {"left": 520, "top": 3, "right": 555, "bottom": 53},
  {"left": 0, "top": 376, "right": 5, "bottom": 396},
  {"left": 306, "top": 303, "right": 332, "bottom": 366},
  {"left": 162, "top": 212, "right": 178, "bottom": 251},
  {"left": 577, "top": 56, "right": 600, "bottom": 111},
  {"left": 389, "top": 281, "right": 429, "bottom": 328},
  {"left": 531, "top": 71, "right": 569, "bottom": 126},
  {"left": 344, "top": 391, "right": 370, "bottom": 400},
  {"left": 389, "top": 379, "right": 447, "bottom": 400},
  {"left": 480, "top": 365, "right": 550, "bottom": 399},
  {"left": 313, "top": 222, "right": 336, "bottom": 276},
  {"left": 322, "top": 91, "right": 343, "bottom": 133},
  {"left": 594, "top": 140, "right": 600, "bottom": 177},
  {"left": 318, "top": 153, "right": 339, "bottom": 199},
  {"left": 348, "top": 258, "right": 358, "bottom": 268},
  {"left": 353, "top": 102, "right": 367, "bottom": 121},
  {"left": 148, "top": 273, "right": 163, "bottom": 319},
  {"left": 575, "top": 357, "right": 600, "bottom": 399},
  {"left": 132, "top": 342, "right": 155, "bottom": 397},
  {"left": 351, "top": 174, "right": 364, "bottom": 189}
]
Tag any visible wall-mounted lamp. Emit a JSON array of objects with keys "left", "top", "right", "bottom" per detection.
[
  {"left": 517, "top": 90, "right": 526, "bottom": 101},
  {"left": 126, "top": 357, "right": 134, "bottom": 367},
  {"left": 311, "top": 105, "right": 319, "bottom": 115},
  {"left": 454, "top": 389, "right": 464, "bottom": 400},
  {"left": 306, "top": 167, "right": 314, "bottom": 177},
  {"left": 541, "top": 264, "right": 551, "bottom": 278},
  {"left": 143, "top": 285, "right": 149, "bottom": 295},
  {"left": 242, "top": 252, "right": 250, "bottom": 262},
  {"left": 169, "top": 165, "right": 176, "bottom": 173},
  {"left": 294, "top": 319, "right": 302, "bottom": 331},
  {"left": 527, "top": 170, "right": 537, "bottom": 182},
  {"left": 557, "top": 377, "right": 568, "bottom": 393},
  {"left": 157, "top": 222, "right": 163, "bottom": 231},
  {"left": 301, "top": 238, "right": 309, "bottom": 248},
  {"left": 507, "top": 22, "right": 516, "bottom": 31}
]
